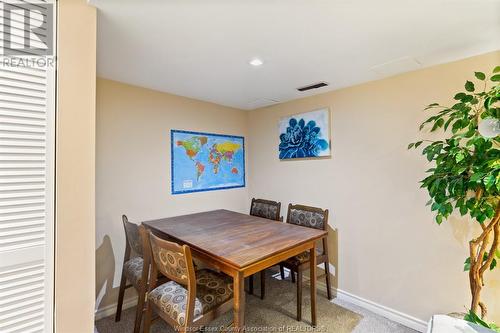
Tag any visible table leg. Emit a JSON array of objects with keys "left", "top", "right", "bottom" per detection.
[
  {"left": 309, "top": 246, "right": 317, "bottom": 327},
  {"left": 234, "top": 271, "right": 245, "bottom": 332}
]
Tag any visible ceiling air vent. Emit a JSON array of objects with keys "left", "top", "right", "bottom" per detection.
[
  {"left": 297, "top": 82, "right": 328, "bottom": 92},
  {"left": 370, "top": 57, "right": 421, "bottom": 77},
  {"left": 247, "top": 98, "right": 281, "bottom": 109}
]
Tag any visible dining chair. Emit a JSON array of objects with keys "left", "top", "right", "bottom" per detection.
[
  {"left": 248, "top": 198, "right": 283, "bottom": 299},
  {"left": 280, "top": 204, "right": 332, "bottom": 321},
  {"left": 115, "top": 215, "right": 150, "bottom": 333},
  {"left": 143, "top": 231, "right": 234, "bottom": 333}
]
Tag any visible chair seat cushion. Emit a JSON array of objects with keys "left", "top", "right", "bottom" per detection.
[
  {"left": 148, "top": 269, "right": 233, "bottom": 326},
  {"left": 124, "top": 256, "right": 143, "bottom": 287},
  {"left": 283, "top": 249, "right": 322, "bottom": 266}
]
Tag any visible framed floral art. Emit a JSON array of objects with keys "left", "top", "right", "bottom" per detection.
[{"left": 278, "top": 108, "right": 331, "bottom": 159}]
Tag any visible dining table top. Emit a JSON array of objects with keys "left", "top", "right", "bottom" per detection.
[{"left": 142, "top": 209, "right": 327, "bottom": 269}]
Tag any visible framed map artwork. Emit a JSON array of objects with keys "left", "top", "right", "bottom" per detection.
[{"left": 171, "top": 130, "right": 245, "bottom": 194}]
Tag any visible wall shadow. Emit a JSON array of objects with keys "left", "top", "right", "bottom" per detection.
[
  {"left": 95, "top": 234, "right": 139, "bottom": 319},
  {"left": 95, "top": 235, "right": 115, "bottom": 312},
  {"left": 448, "top": 215, "right": 473, "bottom": 246}
]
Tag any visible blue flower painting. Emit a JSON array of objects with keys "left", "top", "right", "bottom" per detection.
[{"left": 278, "top": 108, "right": 330, "bottom": 159}]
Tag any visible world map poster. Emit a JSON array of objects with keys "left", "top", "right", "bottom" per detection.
[{"left": 171, "top": 130, "right": 245, "bottom": 194}]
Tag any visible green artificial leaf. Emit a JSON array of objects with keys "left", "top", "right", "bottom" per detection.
[
  {"left": 465, "top": 81, "right": 475, "bottom": 92},
  {"left": 464, "top": 310, "right": 490, "bottom": 329},
  {"left": 460, "top": 204, "right": 468, "bottom": 216},
  {"left": 463, "top": 311, "right": 475, "bottom": 323},
  {"left": 470, "top": 172, "right": 485, "bottom": 182},
  {"left": 407, "top": 143, "right": 414, "bottom": 149},
  {"left": 485, "top": 205, "right": 495, "bottom": 219},
  {"left": 491, "top": 258, "right": 497, "bottom": 270},
  {"left": 483, "top": 174, "right": 495, "bottom": 190},
  {"left": 455, "top": 152, "right": 465, "bottom": 163},
  {"left": 435, "top": 214, "right": 443, "bottom": 225},
  {"left": 475, "top": 72, "right": 486, "bottom": 80},
  {"left": 490, "top": 323, "right": 500, "bottom": 333},
  {"left": 494, "top": 66, "right": 500, "bottom": 73},
  {"left": 484, "top": 96, "right": 499, "bottom": 110},
  {"left": 444, "top": 117, "right": 454, "bottom": 131},
  {"left": 414, "top": 141, "right": 423, "bottom": 148},
  {"left": 462, "top": 95, "right": 474, "bottom": 103},
  {"left": 452, "top": 119, "right": 464, "bottom": 133},
  {"left": 496, "top": 249, "right": 500, "bottom": 259},
  {"left": 492, "top": 74, "right": 500, "bottom": 82},
  {"left": 464, "top": 309, "right": 500, "bottom": 332},
  {"left": 464, "top": 257, "right": 471, "bottom": 271},
  {"left": 454, "top": 93, "right": 466, "bottom": 100},
  {"left": 425, "top": 103, "right": 439, "bottom": 110},
  {"left": 431, "top": 118, "right": 444, "bottom": 132}
]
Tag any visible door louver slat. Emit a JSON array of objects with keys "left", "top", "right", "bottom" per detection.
[
  {"left": 0, "top": 261, "right": 45, "bottom": 332},
  {"left": 0, "top": 2, "right": 54, "bottom": 330}
]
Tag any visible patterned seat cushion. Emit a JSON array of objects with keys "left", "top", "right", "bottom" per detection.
[
  {"left": 251, "top": 202, "right": 279, "bottom": 220},
  {"left": 288, "top": 208, "right": 325, "bottom": 230},
  {"left": 283, "top": 248, "right": 323, "bottom": 266},
  {"left": 124, "top": 256, "right": 144, "bottom": 287},
  {"left": 148, "top": 269, "right": 233, "bottom": 326}
]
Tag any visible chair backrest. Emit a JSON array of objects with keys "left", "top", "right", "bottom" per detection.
[
  {"left": 148, "top": 231, "right": 196, "bottom": 287},
  {"left": 250, "top": 198, "right": 282, "bottom": 221},
  {"left": 286, "top": 204, "right": 329, "bottom": 255},
  {"left": 122, "top": 215, "right": 143, "bottom": 257},
  {"left": 286, "top": 204, "right": 328, "bottom": 231}
]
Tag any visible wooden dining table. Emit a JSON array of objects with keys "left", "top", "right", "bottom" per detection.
[{"left": 143, "top": 209, "right": 327, "bottom": 331}]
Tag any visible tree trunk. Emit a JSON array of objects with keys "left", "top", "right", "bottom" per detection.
[{"left": 469, "top": 202, "right": 500, "bottom": 319}]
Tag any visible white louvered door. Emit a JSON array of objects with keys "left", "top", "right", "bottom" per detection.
[{"left": 0, "top": 2, "right": 56, "bottom": 332}]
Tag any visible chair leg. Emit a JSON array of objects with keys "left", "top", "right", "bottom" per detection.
[
  {"left": 249, "top": 275, "right": 254, "bottom": 295},
  {"left": 324, "top": 262, "right": 332, "bottom": 300},
  {"left": 279, "top": 264, "right": 285, "bottom": 280},
  {"left": 291, "top": 270, "right": 296, "bottom": 283},
  {"left": 143, "top": 300, "right": 153, "bottom": 333},
  {"left": 133, "top": 284, "right": 146, "bottom": 333},
  {"left": 296, "top": 268, "right": 302, "bottom": 321},
  {"left": 260, "top": 269, "right": 266, "bottom": 300},
  {"left": 115, "top": 268, "right": 127, "bottom": 322}
]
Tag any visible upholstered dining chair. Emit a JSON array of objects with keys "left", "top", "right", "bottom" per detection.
[
  {"left": 248, "top": 198, "right": 283, "bottom": 299},
  {"left": 280, "top": 204, "right": 332, "bottom": 321},
  {"left": 143, "top": 231, "right": 234, "bottom": 333},
  {"left": 115, "top": 215, "right": 150, "bottom": 333}
]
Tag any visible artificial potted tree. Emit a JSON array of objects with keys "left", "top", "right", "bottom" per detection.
[{"left": 409, "top": 67, "right": 500, "bottom": 330}]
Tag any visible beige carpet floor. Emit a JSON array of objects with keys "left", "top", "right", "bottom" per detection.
[{"left": 96, "top": 272, "right": 362, "bottom": 333}]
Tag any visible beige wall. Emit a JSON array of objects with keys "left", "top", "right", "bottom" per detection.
[
  {"left": 95, "top": 79, "right": 249, "bottom": 310},
  {"left": 248, "top": 51, "right": 500, "bottom": 323},
  {"left": 55, "top": 0, "right": 96, "bottom": 332}
]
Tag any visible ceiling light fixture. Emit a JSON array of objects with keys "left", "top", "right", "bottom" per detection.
[{"left": 249, "top": 58, "right": 263, "bottom": 67}]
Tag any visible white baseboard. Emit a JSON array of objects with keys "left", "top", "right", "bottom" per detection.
[
  {"left": 300, "top": 271, "right": 427, "bottom": 332},
  {"left": 334, "top": 288, "right": 428, "bottom": 332},
  {"left": 95, "top": 296, "right": 138, "bottom": 321}
]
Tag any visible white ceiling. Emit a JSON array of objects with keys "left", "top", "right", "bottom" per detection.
[{"left": 92, "top": 0, "right": 500, "bottom": 110}]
